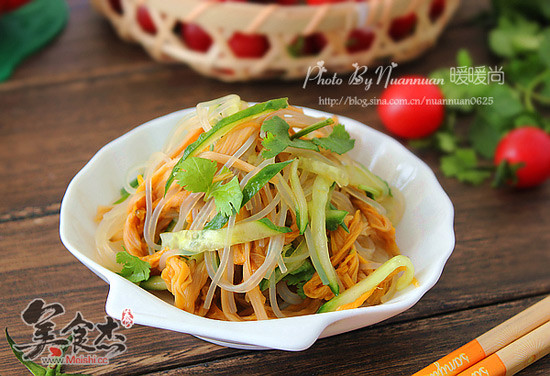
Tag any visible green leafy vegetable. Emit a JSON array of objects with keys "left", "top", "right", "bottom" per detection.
[
  {"left": 282, "top": 260, "right": 316, "bottom": 299},
  {"left": 173, "top": 157, "right": 218, "bottom": 193},
  {"left": 312, "top": 124, "right": 355, "bottom": 155},
  {"left": 173, "top": 157, "right": 243, "bottom": 217},
  {"left": 204, "top": 160, "right": 292, "bottom": 230},
  {"left": 261, "top": 116, "right": 355, "bottom": 158},
  {"left": 419, "top": 1, "right": 550, "bottom": 187},
  {"left": 5, "top": 329, "right": 88, "bottom": 376},
  {"left": 261, "top": 116, "right": 319, "bottom": 158},
  {"left": 208, "top": 176, "right": 243, "bottom": 217},
  {"left": 116, "top": 251, "right": 151, "bottom": 283},
  {"left": 165, "top": 98, "right": 289, "bottom": 192},
  {"left": 440, "top": 149, "right": 492, "bottom": 185}
]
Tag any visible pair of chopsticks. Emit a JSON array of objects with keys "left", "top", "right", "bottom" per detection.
[{"left": 413, "top": 295, "right": 550, "bottom": 376}]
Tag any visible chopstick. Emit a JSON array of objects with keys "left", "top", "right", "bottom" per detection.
[
  {"left": 456, "top": 320, "right": 550, "bottom": 376},
  {"left": 412, "top": 295, "right": 550, "bottom": 376}
]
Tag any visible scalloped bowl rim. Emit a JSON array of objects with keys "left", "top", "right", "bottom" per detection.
[{"left": 59, "top": 105, "right": 455, "bottom": 351}]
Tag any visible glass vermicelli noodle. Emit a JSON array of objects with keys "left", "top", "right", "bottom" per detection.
[{"left": 95, "top": 95, "right": 415, "bottom": 321}]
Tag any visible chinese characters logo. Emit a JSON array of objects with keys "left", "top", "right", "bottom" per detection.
[
  {"left": 12, "top": 298, "right": 129, "bottom": 366},
  {"left": 450, "top": 65, "right": 505, "bottom": 85}
]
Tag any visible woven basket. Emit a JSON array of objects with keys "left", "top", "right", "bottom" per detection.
[{"left": 91, "top": 0, "right": 459, "bottom": 81}]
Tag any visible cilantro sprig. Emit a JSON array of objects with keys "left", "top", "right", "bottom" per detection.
[
  {"left": 420, "top": 1, "right": 550, "bottom": 186},
  {"left": 261, "top": 116, "right": 355, "bottom": 159},
  {"left": 172, "top": 157, "right": 243, "bottom": 217}
]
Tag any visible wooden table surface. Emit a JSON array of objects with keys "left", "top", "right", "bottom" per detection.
[{"left": 1, "top": 0, "right": 549, "bottom": 375}]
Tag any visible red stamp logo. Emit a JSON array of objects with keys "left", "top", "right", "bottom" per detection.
[{"left": 121, "top": 309, "right": 134, "bottom": 329}]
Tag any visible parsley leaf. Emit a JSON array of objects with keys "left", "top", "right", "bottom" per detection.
[
  {"left": 440, "top": 149, "right": 491, "bottom": 185},
  {"left": 313, "top": 124, "right": 355, "bottom": 155},
  {"left": 174, "top": 157, "right": 217, "bottom": 193},
  {"left": 116, "top": 252, "right": 151, "bottom": 283}
]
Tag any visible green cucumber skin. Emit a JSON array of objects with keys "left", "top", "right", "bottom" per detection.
[
  {"left": 325, "top": 209, "right": 348, "bottom": 231},
  {"left": 140, "top": 275, "right": 167, "bottom": 290},
  {"left": 161, "top": 219, "right": 290, "bottom": 255},
  {"left": 183, "top": 98, "right": 289, "bottom": 161},
  {"left": 309, "top": 176, "right": 340, "bottom": 295},
  {"left": 317, "top": 255, "right": 414, "bottom": 313},
  {"left": 241, "top": 160, "right": 293, "bottom": 204},
  {"left": 259, "top": 241, "right": 309, "bottom": 291},
  {"left": 290, "top": 159, "right": 308, "bottom": 235}
]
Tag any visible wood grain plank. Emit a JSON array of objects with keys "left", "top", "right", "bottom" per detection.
[
  {"left": 1, "top": 288, "right": 244, "bottom": 376},
  {"left": 0, "top": 220, "right": 243, "bottom": 376},
  {"left": 0, "top": 21, "right": 493, "bottom": 215},
  {"left": 143, "top": 296, "right": 550, "bottom": 376},
  {"left": 0, "top": 0, "right": 489, "bottom": 91},
  {"left": 0, "top": 200, "right": 549, "bottom": 374},
  {"left": 0, "top": 0, "right": 157, "bottom": 92}
]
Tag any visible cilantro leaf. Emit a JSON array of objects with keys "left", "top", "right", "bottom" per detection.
[
  {"left": 440, "top": 149, "right": 491, "bottom": 185},
  {"left": 174, "top": 157, "right": 217, "bottom": 192},
  {"left": 116, "top": 252, "right": 151, "bottom": 283},
  {"left": 205, "top": 160, "right": 292, "bottom": 230},
  {"left": 489, "top": 15, "right": 541, "bottom": 58},
  {"left": 434, "top": 132, "right": 458, "bottom": 153},
  {"left": 261, "top": 116, "right": 355, "bottom": 158},
  {"left": 172, "top": 157, "right": 244, "bottom": 217},
  {"left": 208, "top": 176, "right": 243, "bottom": 217},
  {"left": 313, "top": 124, "right": 355, "bottom": 155},
  {"left": 468, "top": 116, "right": 503, "bottom": 159},
  {"left": 261, "top": 116, "right": 319, "bottom": 158}
]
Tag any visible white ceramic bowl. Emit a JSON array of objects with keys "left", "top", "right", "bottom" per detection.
[{"left": 60, "top": 106, "right": 455, "bottom": 351}]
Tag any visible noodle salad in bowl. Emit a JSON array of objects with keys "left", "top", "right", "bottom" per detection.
[{"left": 60, "top": 95, "right": 454, "bottom": 350}]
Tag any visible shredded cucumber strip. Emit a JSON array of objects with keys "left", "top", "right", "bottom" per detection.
[
  {"left": 160, "top": 219, "right": 290, "bottom": 256},
  {"left": 346, "top": 163, "right": 391, "bottom": 199},
  {"left": 307, "top": 175, "right": 340, "bottom": 295},
  {"left": 290, "top": 159, "right": 308, "bottom": 234},
  {"left": 318, "top": 255, "right": 414, "bottom": 313},
  {"left": 299, "top": 158, "right": 349, "bottom": 187}
]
